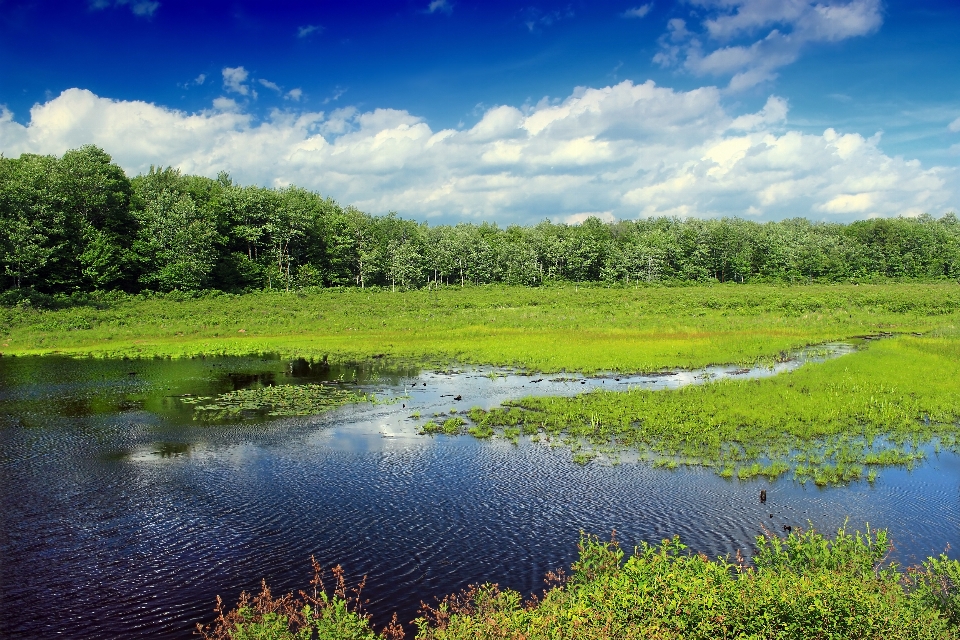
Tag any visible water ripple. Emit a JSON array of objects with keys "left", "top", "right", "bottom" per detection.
[{"left": 1, "top": 350, "right": 957, "bottom": 638}]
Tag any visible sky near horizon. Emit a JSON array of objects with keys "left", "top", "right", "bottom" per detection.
[{"left": 1, "top": 0, "right": 959, "bottom": 225}]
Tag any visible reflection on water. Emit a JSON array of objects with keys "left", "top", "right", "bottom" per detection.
[{"left": 0, "top": 349, "right": 957, "bottom": 639}]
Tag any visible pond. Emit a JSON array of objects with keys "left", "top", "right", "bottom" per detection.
[{"left": 0, "top": 348, "right": 958, "bottom": 638}]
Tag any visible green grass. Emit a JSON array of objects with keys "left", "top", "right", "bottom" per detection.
[
  {"left": 465, "top": 330, "right": 960, "bottom": 483},
  {"left": 3, "top": 283, "right": 960, "bottom": 372}
]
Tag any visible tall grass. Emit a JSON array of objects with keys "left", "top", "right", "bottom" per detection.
[{"left": 196, "top": 558, "right": 403, "bottom": 640}]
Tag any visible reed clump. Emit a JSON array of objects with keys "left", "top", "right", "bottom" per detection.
[{"left": 196, "top": 558, "right": 404, "bottom": 640}]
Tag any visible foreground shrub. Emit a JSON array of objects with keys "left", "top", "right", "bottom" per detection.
[
  {"left": 415, "top": 527, "right": 960, "bottom": 640},
  {"left": 196, "top": 558, "right": 402, "bottom": 640},
  {"left": 201, "top": 527, "right": 960, "bottom": 639}
]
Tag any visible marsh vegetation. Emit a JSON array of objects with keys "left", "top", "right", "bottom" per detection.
[
  {"left": 4, "top": 284, "right": 959, "bottom": 487},
  {"left": 200, "top": 526, "right": 960, "bottom": 640},
  {"left": 3, "top": 283, "right": 959, "bottom": 370},
  {"left": 443, "top": 331, "right": 960, "bottom": 485},
  {"left": 182, "top": 384, "right": 370, "bottom": 420}
]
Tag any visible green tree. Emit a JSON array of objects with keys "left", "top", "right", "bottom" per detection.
[
  {"left": 0, "top": 154, "right": 68, "bottom": 290},
  {"left": 58, "top": 145, "right": 135, "bottom": 290},
  {"left": 133, "top": 190, "right": 222, "bottom": 291}
]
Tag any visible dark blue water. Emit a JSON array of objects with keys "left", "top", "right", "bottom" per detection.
[{"left": 1, "top": 354, "right": 957, "bottom": 638}]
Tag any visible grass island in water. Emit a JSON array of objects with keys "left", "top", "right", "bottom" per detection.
[{"left": 437, "top": 329, "right": 960, "bottom": 485}]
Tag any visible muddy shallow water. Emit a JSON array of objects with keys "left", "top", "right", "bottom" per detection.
[{"left": 0, "top": 349, "right": 957, "bottom": 638}]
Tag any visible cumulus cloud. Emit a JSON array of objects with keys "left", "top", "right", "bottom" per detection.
[
  {"left": 222, "top": 67, "right": 250, "bottom": 96},
  {"left": 212, "top": 97, "right": 241, "bottom": 112},
  {"left": 90, "top": 0, "right": 159, "bottom": 17},
  {"left": 623, "top": 4, "right": 653, "bottom": 18},
  {"left": 656, "top": 0, "right": 882, "bottom": 90},
  {"left": 0, "top": 85, "right": 955, "bottom": 224},
  {"left": 286, "top": 88, "right": 303, "bottom": 101},
  {"left": 950, "top": 116, "right": 960, "bottom": 133}
]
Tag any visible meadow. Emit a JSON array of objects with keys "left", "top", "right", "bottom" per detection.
[{"left": 3, "top": 283, "right": 960, "bottom": 372}]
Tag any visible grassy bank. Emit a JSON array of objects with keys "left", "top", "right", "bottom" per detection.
[
  {"left": 3, "top": 283, "right": 960, "bottom": 372},
  {"left": 456, "top": 330, "right": 960, "bottom": 483},
  {"left": 199, "top": 527, "right": 960, "bottom": 640}
]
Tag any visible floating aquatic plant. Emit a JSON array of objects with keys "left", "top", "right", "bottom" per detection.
[{"left": 187, "top": 383, "right": 368, "bottom": 421}]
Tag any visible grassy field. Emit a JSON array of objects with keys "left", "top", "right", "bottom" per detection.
[{"left": 3, "top": 283, "right": 960, "bottom": 372}]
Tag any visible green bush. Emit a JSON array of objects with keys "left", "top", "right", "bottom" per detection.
[
  {"left": 197, "top": 560, "right": 402, "bottom": 640},
  {"left": 414, "top": 527, "right": 960, "bottom": 640},
  {"left": 200, "top": 528, "right": 960, "bottom": 639}
]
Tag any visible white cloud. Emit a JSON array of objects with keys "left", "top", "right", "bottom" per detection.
[
  {"left": 949, "top": 116, "right": 960, "bottom": 133},
  {"left": 222, "top": 67, "right": 250, "bottom": 96},
  {"left": 657, "top": 0, "right": 882, "bottom": 90},
  {"left": 90, "top": 0, "right": 159, "bottom": 17},
  {"left": 194, "top": 74, "right": 206, "bottom": 85},
  {"left": 286, "top": 88, "right": 303, "bottom": 102},
  {"left": 727, "top": 95, "right": 788, "bottom": 131},
  {"left": 1, "top": 85, "right": 955, "bottom": 224},
  {"left": 817, "top": 192, "right": 873, "bottom": 213},
  {"left": 259, "top": 79, "right": 282, "bottom": 92},
  {"left": 427, "top": 0, "right": 452, "bottom": 14},
  {"left": 212, "top": 97, "right": 241, "bottom": 112},
  {"left": 623, "top": 4, "right": 653, "bottom": 18},
  {"left": 298, "top": 24, "right": 322, "bottom": 38}
]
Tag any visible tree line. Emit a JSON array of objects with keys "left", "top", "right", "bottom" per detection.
[{"left": 2, "top": 145, "right": 959, "bottom": 295}]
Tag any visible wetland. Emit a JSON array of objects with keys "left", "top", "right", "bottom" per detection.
[{"left": 2, "top": 284, "right": 960, "bottom": 638}]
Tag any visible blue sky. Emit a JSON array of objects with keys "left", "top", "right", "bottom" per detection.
[{"left": 1, "top": 0, "right": 959, "bottom": 224}]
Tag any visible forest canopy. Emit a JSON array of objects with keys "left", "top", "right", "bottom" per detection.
[{"left": 2, "top": 145, "right": 959, "bottom": 295}]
